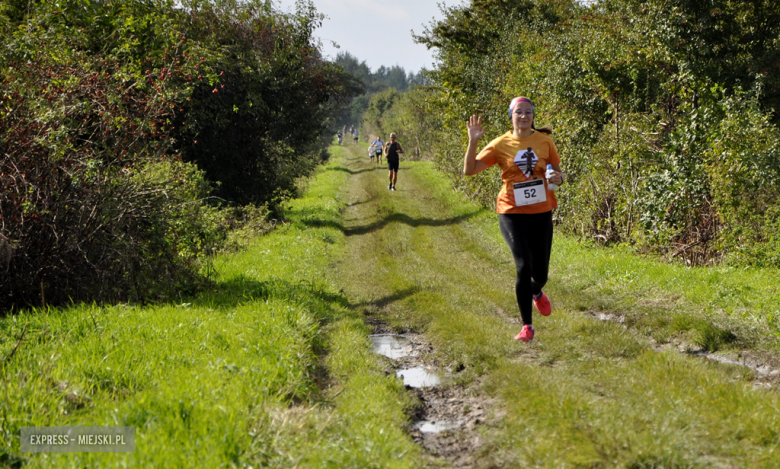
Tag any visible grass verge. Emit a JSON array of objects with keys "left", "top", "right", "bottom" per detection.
[{"left": 0, "top": 145, "right": 420, "bottom": 468}]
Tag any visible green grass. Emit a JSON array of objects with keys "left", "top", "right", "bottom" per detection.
[
  {"left": 3, "top": 141, "right": 780, "bottom": 468},
  {"left": 333, "top": 143, "right": 780, "bottom": 468},
  {"left": 0, "top": 145, "right": 420, "bottom": 468},
  {"left": 551, "top": 237, "right": 780, "bottom": 352}
]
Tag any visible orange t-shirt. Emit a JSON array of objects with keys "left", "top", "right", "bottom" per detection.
[{"left": 476, "top": 131, "right": 561, "bottom": 214}]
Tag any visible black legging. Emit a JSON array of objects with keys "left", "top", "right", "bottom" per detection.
[{"left": 498, "top": 211, "right": 553, "bottom": 326}]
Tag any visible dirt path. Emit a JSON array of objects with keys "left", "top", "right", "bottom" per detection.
[
  {"left": 330, "top": 147, "right": 503, "bottom": 467},
  {"left": 326, "top": 144, "right": 780, "bottom": 468}
]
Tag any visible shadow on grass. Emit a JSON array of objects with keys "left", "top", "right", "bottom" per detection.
[
  {"left": 299, "top": 209, "right": 481, "bottom": 236},
  {"left": 343, "top": 210, "right": 482, "bottom": 236},
  {"left": 194, "top": 275, "right": 350, "bottom": 315},
  {"left": 298, "top": 210, "right": 481, "bottom": 236},
  {"left": 356, "top": 287, "right": 422, "bottom": 310},
  {"left": 347, "top": 196, "right": 377, "bottom": 207},
  {"left": 326, "top": 166, "right": 379, "bottom": 175}
]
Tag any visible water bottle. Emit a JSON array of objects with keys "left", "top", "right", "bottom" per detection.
[{"left": 546, "top": 164, "right": 558, "bottom": 191}]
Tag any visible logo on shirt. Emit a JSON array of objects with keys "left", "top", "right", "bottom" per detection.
[{"left": 513, "top": 147, "right": 538, "bottom": 178}]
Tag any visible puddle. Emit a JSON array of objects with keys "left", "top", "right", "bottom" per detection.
[
  {"left": 397, "top": 367, "right": 442, "bottom": 388},
  {"left": 364, "top": 323, "right": 494, "bottom": 467},
  {"left": 412, "top": 419, "right": 460, "bottom": 434},
  {"left": 370, "top": 334, "right": 413, "bottom": 360}
]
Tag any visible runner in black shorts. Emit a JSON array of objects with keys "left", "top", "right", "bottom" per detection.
[{"left": 384, "top": 133, "right": 403, "bottom": 191}]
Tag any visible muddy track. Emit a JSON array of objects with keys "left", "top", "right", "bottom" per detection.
[
  {"left": 366, "top": 316, "right": 498, "bottom": 468},
  {"left": 332, "top": 149, "right": 499, "bottom": 467},
  {"left": 582, "top": 309, "right": 780, "bottom": 388}
]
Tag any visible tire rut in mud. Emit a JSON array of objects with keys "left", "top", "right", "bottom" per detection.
[
  {"left": 366, "top": 317, "right": 500, "bottom": 468},
  {"left": 337, "top": 148, "right": 501, "bottom": 467}
]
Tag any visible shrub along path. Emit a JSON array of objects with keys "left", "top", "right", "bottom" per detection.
[{"left": 329, "top": 142, "right": 780, "bottom": 468}]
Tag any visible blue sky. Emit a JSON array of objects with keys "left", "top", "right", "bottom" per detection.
[{"left": 273, "top": 0, "right": 460, "bottom": 74}]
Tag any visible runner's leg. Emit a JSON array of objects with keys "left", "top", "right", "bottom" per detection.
[
  {"left": 527, "top": 211, "right": 553, "bottom": 296},
  {"left": 498, "top": 214, "right": 534, "bottom": 325}
]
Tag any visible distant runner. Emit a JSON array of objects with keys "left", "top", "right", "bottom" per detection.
[
  {"left": 368, "top": 142, "right": 376, "bottom": 163},
  {"left": 463, "top": 97, "right": 564, "bottom": 343},
  {"left": 353, "top": 128, "right": 359, "bottom": 145},
  {"left": 337, "top": 130, "right": 343, "bottom": 145},
  {"left": 384, "top": 133, "right": 403, "bottom": 191},
  {"left": 372, "top": 136, "right": 384, "bottom": 164}
]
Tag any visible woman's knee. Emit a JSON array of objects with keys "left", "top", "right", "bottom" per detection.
[{"left": 531, "top": 270, "right": 548, "bottom": 289}]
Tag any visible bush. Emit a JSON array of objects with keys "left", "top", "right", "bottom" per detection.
[
  {"left": 0, "top": 53, "right": 213, "bottom": 307},
  {"left": 397, "top": 0, "right": 780, "bottom": 266},
  {"left": 176, "top": 0, "right": 361, "bottom": 204},
  {"left": 0, "top": 0, "right": 357, "bottom": 310}
]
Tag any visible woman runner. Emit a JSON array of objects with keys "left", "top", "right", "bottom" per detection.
[{"left": 463, "top": 97, "right": 564, "bottom": 342}]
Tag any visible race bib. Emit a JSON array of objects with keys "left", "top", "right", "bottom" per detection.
[{"left": 512, "top": 179, "right": 547, "bottom": 207}]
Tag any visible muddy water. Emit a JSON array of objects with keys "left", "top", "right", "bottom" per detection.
[
  {"left": 396, "top": 366, "right": 443, "bottom": 388},
  {"left": 369, "top": 333, "right": 467, "bottom": 438},
  {"left": 370, "top": 334, "right": 413, "bottom": 359},
  {"left": 412, "top": 419, "right": 461, "bottom": 433}
]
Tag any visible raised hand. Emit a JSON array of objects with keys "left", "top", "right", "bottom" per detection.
[{"left": 467, "top": 115, "right": 485, "bottom": 141}]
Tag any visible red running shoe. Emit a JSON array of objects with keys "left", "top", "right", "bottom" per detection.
[
  {"left": 533, "top": 292, "right": 552, "bottom": 316},
  {"left": 514, "top": 324, "right": 534, "bottom": 342}
]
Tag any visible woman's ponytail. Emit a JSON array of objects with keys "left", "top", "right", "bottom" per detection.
[{"left": 532, "top": 123, "right": 553, "bottom": 135}]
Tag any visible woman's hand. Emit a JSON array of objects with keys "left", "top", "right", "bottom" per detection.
[
  {"left": 467, "top": 115, "right": 485, "bottom": 141},
  {"left": 464, "top": 115, "right": 489, "bottom": 176},
  {"left": 547, "top": 165, "right": 563, "bottom": 185}
]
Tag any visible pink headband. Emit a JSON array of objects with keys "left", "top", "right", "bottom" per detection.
[{"left": 508, "top": 97, "right": 534, "bottom": 118}]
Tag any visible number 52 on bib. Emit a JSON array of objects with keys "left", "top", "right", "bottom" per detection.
[{"left": 512, "top": 179, "right": 547, "bottom": 207}]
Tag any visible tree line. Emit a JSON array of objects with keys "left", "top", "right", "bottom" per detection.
[
  {"left": 373, "top": 0, "right": 780, "bottom": 267},
  {"left": 333, "top": 51, "right": 428, "bottom": 130},
  {"left": 0, "top": 0, "right": 359, "bottom": 310}
]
